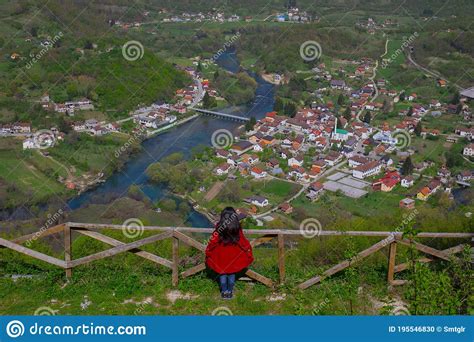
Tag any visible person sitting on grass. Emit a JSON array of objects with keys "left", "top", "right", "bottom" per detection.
[{"left": 205, "top": 207, "right": 254, "bottom": 299}]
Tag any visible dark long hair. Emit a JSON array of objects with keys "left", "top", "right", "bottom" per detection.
[{"left": 215, "top": 207, "right": 241, "bottom": 245}]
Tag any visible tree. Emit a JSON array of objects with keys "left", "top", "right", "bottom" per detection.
[
  {"left": 343, "top": 107, "right": 352, "bottom": 121},
  {"left": 407, "top": 107, "right": 414, "bottom": 117},
  {"left": 202, "top": 92, "right": 216, "bottom": 109},
  {"left": 245, "top": 116, "right": 256, "bottom": 131},
  {"left": 274, "top": 97, "right": 284, "bottom": 112},
  {"left": 337, "top": 93, "right": 345, "bottom": 106},
  {"left": 383, "top": 99, "right": 390, "bottom": 114},
  {"left": 213, "top": 70, "right": 219, "bottom": 80},
  {"left": 401, "top": 156, "right": 414, "bottom": 175},
  {"left": 414, "top": 121, "right": 422, "bottom": 136},
  {"left": 450, "top": 91, "right": 460, "bottom": 105},
  {"left": 363, "top": 112, "right": 371, "bottom": 124},
  {"left": 284, "top": 101, "right": 297, "bottom": 117},
  {"left": 197, "top": 61, "right": 203, "bottom": 72}
]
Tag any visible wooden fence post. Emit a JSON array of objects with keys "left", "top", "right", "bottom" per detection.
[
  {"left": 278, "top": 233, "right": 285, "bottom": 284},
  {"left": 387, "top": 241, "right": 397, "bottom": 284},
  {"left": 172, "top": 236, "right": 179, "bottom": 287},
  {"left": 64, "top": 224, "right": 72, "bottom": 279}
]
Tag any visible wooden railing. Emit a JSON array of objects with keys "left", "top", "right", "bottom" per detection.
[{"left": 0, "top": 222, "right": 472, "bottom": 289}]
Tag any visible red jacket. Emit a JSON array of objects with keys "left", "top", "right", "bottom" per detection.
[{"left": 205, "top": 229, "right": 253, "bottom": 274}]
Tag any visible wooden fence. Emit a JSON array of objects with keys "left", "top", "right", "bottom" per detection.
[{"left": 0, "top": 222, "right": 472, "bottom": 289}]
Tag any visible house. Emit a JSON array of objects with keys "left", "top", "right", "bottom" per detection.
[
  {"left": 348, "top": 155, "right": 369, "bottom": 168},
  {"left": 250, "top": 167, "right": 267, "bottom": 179},
  {"left": 72, "top": 122, "right": 86, "bottom": 131},
  {"left": 215, "top": 163, "right": 231, "bottom": 175},
  {"left": 457, "top": 170, "right": 473, "bottom": 182},
  {"left": 288, "top": 156, "right": 304, "bottom": 167},
  {"left": 13, "top": 122, "right": 31, "bottom": 133},
  {"left": 416, "top": 179, "right": 442, "bottom": 201},
  {"left": 372, "top": 171, "right": 400, "bottom": 192},
  {"left": 230, "top": 141, "right": 252, "bottom": 154},
  {"left": 245, "top": 196, "right": 269, "bottom": 207},
  {"left": 417, "top": 187, "right": 431, "bottom": 201},
  {"left": 463, "top": 143, "right": 474, "bottom": 157},
  {"left": 266, "top": 158, "right": 280, "bottom": 169},
  {"left": 216, "top": 149, "right": 231, "bottom": 159},
  {"left": 278, "top": 202, "right": 293, "bottom": 214},
  {"left": 306, "top": 181, "right": 324, "bottom": 201},
  {"left": 399, "top": 198, "right": 415, "bottom": 210},
  {"left": 401, "top": 176, "right": 414, "bottom": 188},
  {"left": 330, "top": 80, "right": 346, "bottom": 90},
  {"left": 324, "top": 151, "right": 342, "bottom": 166},
  {"left": 353, "top": 161, "right": 382, "bottom": 179},
  {"left": 22, "top": 138, "right": 37, "bottom": 150}
]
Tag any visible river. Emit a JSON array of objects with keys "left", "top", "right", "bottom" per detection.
[{"left": 65, "top": 50, "right": 275, "bottom": 227}]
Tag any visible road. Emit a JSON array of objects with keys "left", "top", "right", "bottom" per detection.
[{"left": 406, "top": 50, "right": 463, "bottom": 91}]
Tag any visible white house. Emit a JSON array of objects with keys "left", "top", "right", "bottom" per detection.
[
  {"left": 401, "top": 176, "right": 414, "bottom": 188},
  {"left": 250, "top": 167, "right": 267, "bottom": 179},
  {"left": 22, "top": 138, "right": 37, "bottom": 150},
  {"left": 288, "top": 156, "right": 304, "bottom": 167},
  {"left": 352, "top": 161, "right": 382, "bottom": 179},
  {"left": 463, "top": 143, "right": 474, "bottom": 157},
  {"left": 215, "top": 163, "right": 231, "bottom": 175},
  {"left": 246, "top": 196, "right": 269, "bottom": 207},
  {"left": 348, "top": 155, "right": 369, "bottom": 168}
]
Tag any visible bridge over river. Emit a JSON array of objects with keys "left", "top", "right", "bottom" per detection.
[{"left": 191, "top": 108, "right": 250, "bottom": 122}]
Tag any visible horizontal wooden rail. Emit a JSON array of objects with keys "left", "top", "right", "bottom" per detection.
[
  {"left": 0, "top": 222, "right": 471, "bottom": 290},
  {"left": 66, "top": 222, "right": 474, "bottom": 238}
]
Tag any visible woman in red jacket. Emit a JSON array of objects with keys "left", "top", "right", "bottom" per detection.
[{"left": 206, "top": 207, "right": 253, "bottom": 299}]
